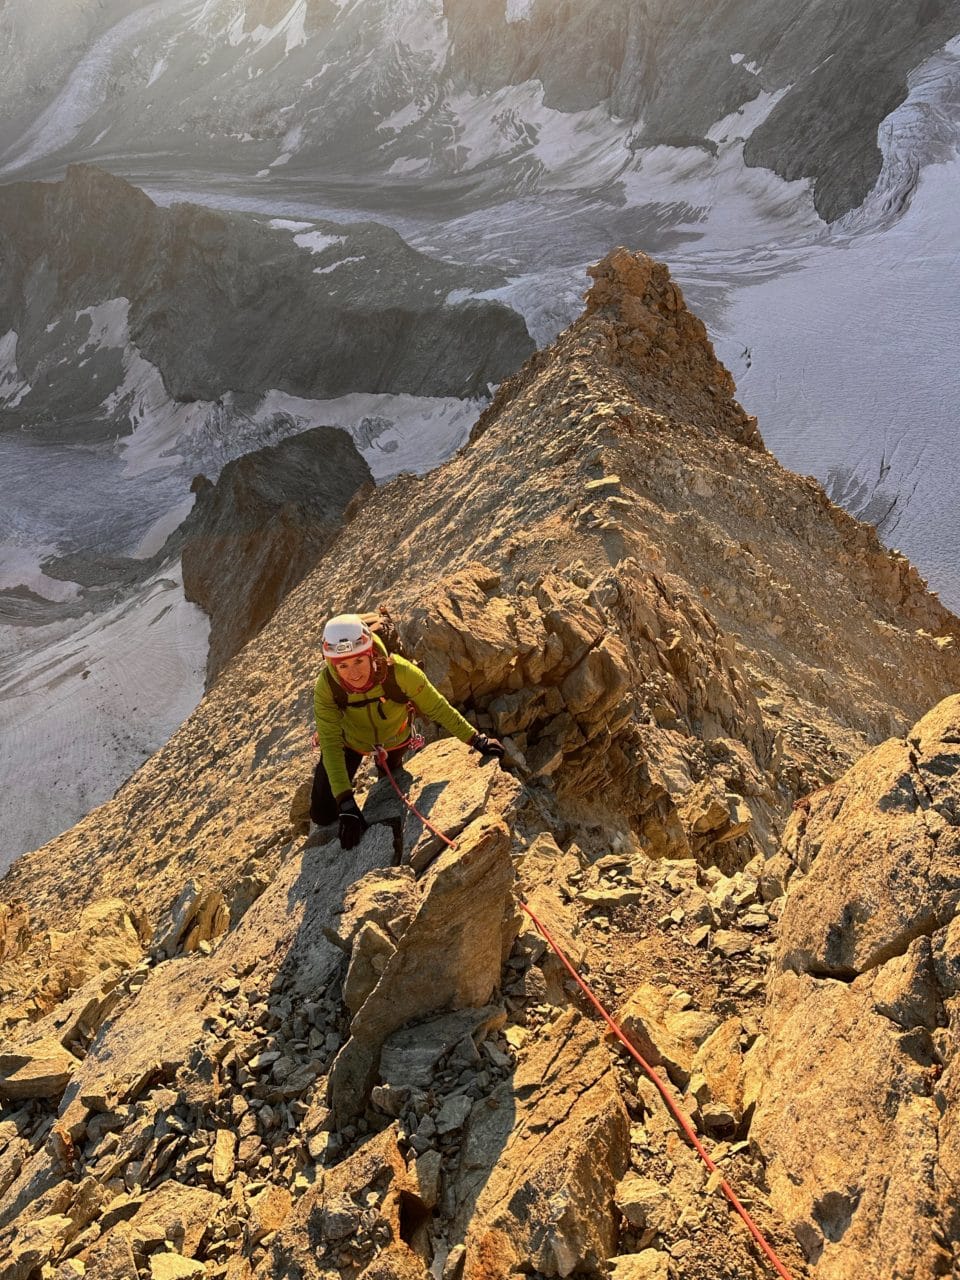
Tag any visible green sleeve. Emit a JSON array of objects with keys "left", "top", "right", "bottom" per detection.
[
  {"left": 393, "top": 657, "right": 476, "bottom": 743},
  {"left": 313, "top": 672, "right": 352, "bottom": 800}
]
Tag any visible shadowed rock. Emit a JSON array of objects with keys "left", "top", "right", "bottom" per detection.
[{"left": 178, "top": 426, "right": 373, "bottom": 682}]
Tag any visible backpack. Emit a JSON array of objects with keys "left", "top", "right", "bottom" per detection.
[{"left": 323, "top": 606, "right": 412, "bottom": 713}]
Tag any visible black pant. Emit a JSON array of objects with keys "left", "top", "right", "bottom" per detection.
[{"left": 310, "top": 747, "right": 406, "bottom": 825}]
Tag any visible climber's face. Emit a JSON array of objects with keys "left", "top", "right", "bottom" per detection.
[{"left": 331, "top": 653, "right": 373, "bottom": 690}]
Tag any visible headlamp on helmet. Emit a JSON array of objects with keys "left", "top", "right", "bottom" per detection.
[{"left": 322, "top": 614, "right": 374, "bottom": 660}]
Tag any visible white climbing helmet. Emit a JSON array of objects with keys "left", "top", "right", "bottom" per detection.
[{"left": 322, "top": 613, "right": 374, "bottom": 659}]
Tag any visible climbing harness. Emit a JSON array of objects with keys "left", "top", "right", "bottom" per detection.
[{"left": 374, "top": 750, "right": 795, "bottom": 1280}]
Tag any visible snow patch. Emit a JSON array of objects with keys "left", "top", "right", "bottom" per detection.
[
  {"left": 245, "top": 388, "right": 484, "bottom": 482},
  {"left": 147, "top": 56, "right": 167, "bottom": 86},
  {"left": 132, "top": 494, "right": 197, "bottom": 558},
  {"left": 232, "top": 0, "right": 310, "bottom": 55},
  {"left": 269, "top": 218, "right": 314, "bottom": 231},
  {"left": 446, "top": 274, "right": 567, "bottom": 350},
  {"left": 76, "top": 298, "right": 131, "bottom": 352},
  {"left": 506, "top": 0, "right": 535, "bottom": 20},
  {"left": 0, "top": 331, "right": 31, "bottom": 408},
  {"left": 389, "top": 0, "right": 448, "bottom": 59},
  {"left": 282, "top": 122, "right": 304, "bottom": 153},
  {"left": 444, "top": 83, "right": 627, "bottom": 187},
  {"left": 0, "top": 545, "right": 80, "bottom": 602},
  {"left": 378, "top": 99, "right": 430, "bottom": 134},
  {"left": 227, "top": 12, "right": 246, "bottom": 46},
  {"left": 314, "top": 256, "right": 364, "bottom": 273},
  {"left": 616, "top": 126, "right": 820, "bottom": 253},
  {"left": 385, "top": 155, "right": 430, "bottom": 177},
  {"left": 111, "top": 349, "right": 218, "bottom": 476},
  {"left": 706, "top": 86, "right": 791, "bottom": 145},
  {"left": 293, "top": 231, "right": 346, "bottom": 254},
  {"left": 284, "top": 0, "right": 308, "bottom": 52}
]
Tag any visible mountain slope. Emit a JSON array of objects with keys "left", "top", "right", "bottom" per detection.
[
  {"left": 4, "top": 244, "right": 959, "bottom": 927},
  {"left": 1, "top": 250, "right": 960, "bottom": 1278},
  {"left": 0, "top": 164, "right": 531, "bottom": 439}
]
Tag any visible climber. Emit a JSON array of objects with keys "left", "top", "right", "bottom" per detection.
[{"left": 311, "top": 614, "right": 504, "bottom": 849}]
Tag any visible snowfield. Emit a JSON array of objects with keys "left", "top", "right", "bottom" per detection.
[{"left": 0, "top": 562, "right": 208, "bottom": 866}]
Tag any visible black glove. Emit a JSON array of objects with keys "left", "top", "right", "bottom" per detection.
[
  {"left": 337, "top": 795, "right": 367, "bottom": 849},
  {"left": 470, "top": 733, "right": 505, "bottom": 759}
]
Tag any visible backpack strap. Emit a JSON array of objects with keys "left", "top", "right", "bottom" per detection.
[
  {"left": 324, "top": 665, "right": 348, "bottom": 710},
  {"left": 381, "top": 657, "right": 408, "bottom": 707}
]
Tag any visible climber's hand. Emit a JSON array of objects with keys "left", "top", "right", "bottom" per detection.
[
  {"left": 470, "top": 733, "right": 505, "bottom": 759},
  {"left": 337, "top": 795, "right": 367, "bottom": 849}
]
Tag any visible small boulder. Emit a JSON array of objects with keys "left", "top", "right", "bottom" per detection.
[
  {"left": 609, "top": 1250, "right": 670, "bottom": 1280},
  {"left": 0, "top": 1037, "right": 79, "bottom": 1102},
  {"left": 344, "top": 921, "right": 396, "bottom": 1014},
  {"left": 615, "top": 985, "right": 720, "bottom": 1088},
  {"left": 149, "top": 1256, "right": 206, "bottom": 1280},
  {"left": 614, "top": 1173, "right": 674, "bottom": 1245}
]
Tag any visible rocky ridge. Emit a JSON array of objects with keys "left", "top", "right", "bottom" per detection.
[{"left": 2, "top": 248, "right": 960, "bottom": 1278}]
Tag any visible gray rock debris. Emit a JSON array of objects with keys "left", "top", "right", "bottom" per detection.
[
  {"left": 453, "top": 1007, "right": 630, "bottom": 1279},
  {"left": 379, "top": 1007, "right": 506, "bottom": 1090}
]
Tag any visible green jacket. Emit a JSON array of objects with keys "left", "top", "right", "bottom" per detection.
[{"left": 314, "top": 646, "right": 475, "bottom": 800}]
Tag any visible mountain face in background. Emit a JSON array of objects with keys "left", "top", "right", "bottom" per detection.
[
  {"left": 0, "top": 164, "right": 530, "bottom": 437},
  {"left": 3, "top": 0, "right": 960, "bottom": 593},
  {"left": 3, "top": 0, "right": 958, "bottom": 223},
  {"left": 1, "top": 250, "right": 959, "bottom": 1279}
]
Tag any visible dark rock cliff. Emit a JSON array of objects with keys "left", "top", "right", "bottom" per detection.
[
  {"left": 179, "top": 425, "right": 373, "bottom": 684},
  {"left": 443, "top": 0, "right": 960, "bottom": 220}
]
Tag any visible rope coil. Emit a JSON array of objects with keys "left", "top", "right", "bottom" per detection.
[{"left": 374, "top": 751, "right": 794, "bottom": 1280}]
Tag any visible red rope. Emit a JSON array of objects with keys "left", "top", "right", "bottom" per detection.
[
  {"left": 519, "top": 901, "right": 794, "bottom": 1280},
  {"left": 375, "top": 752, "right": 793, "bottom": 1280},
  {"left": 375, "top": 745, "right": 459, "bottom": 851}
]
